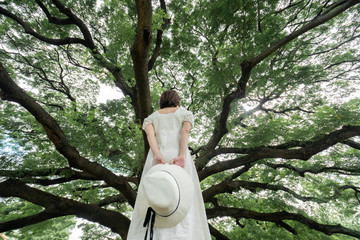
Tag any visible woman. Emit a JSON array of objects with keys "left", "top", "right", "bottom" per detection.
[{"left": 127, "top": 90, "right": 211, "bottom": 240}]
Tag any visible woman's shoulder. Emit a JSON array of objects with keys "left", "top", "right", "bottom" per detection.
[
  {"left": 178, "top": 107, "right": 194, "bottom": 127},
  {"left": 178, "top": 107, "right": 194, "bottom": 119},
  {"left": 146, "top": 111, "right": 157, "bottom": 118},
  {"left": 178, "top": 106, "right": 193, "bottom": 114},
  {"left": 146, "top": 107, "right": 192, "bottom": 118}
]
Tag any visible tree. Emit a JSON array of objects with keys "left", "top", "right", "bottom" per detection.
[{"left": 0, "top": 0, "right": 360, "bottom": 239}]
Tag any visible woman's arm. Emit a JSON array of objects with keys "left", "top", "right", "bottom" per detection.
[
  {"left": 170, "top": 121, "right": 192, "bottom": 168},
  {"left": 145, "top": 123, "right": 165, "bottom": 165}
]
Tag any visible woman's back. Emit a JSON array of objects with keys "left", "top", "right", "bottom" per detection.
[
  {"left": 127, "top": 103, "right": 210, "bottom": 240},
  {"left": 143, "top": 107, "right": 194, "bottom": 162}
]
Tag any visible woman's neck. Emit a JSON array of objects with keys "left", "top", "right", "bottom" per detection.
[{"left": 158, "top": 106, "right": 179, "bottom": 114}]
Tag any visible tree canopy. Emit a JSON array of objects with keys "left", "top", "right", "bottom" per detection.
[{"left": 0, "top": 0, "right": 360, "bottom": 239}]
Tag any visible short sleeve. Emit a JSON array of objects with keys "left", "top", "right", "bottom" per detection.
[
  {"left": 142, "top": 114, "right": 154, "bottom": 131},
  {"left": 183, "top": 110, "right": 194, "bottom": 128}
]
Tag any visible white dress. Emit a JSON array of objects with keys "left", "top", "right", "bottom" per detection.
[{"left": 127, "top": 107, "right": 211, "bottom": 240}]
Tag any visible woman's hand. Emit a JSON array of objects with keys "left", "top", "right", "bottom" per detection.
[
  {"left": 170, "top": 155, "right": 185, "bottom": 168},
  {"left": 154, "top": 155, "right": 166, "bottom": 165}
]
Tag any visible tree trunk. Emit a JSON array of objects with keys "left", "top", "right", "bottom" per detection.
[{"left": 131, "top": 0, "right": 153, "bottom": 162}]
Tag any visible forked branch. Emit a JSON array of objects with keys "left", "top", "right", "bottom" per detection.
[
  {"left": 148, "top": 0, "right": 170, "bottom": 71},
  {"left": 195, "top": 0, "right": 360, "bottom": 170},
  {"left": 0, "top": 179, "right": 130, "bottom": 239},
  {"left": 0, "top": 61, "right": 136, "bottom": 206},
  {"left": 199, "top": 126, "right": 360, "bottom": 179},
  {"left": 206, "top": 207, "right": 360, "bottom": 238},
  {"left": 0, "top": 1, "right": 136, "bottom": 105}
]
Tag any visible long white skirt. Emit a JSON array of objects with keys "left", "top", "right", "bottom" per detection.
[{"left": 127, "top": 148, "right": 211, "bottom": 240}]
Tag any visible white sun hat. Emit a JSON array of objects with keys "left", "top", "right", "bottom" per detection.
[{"left": 138, "top": 163, "right": 195, "bottom": 231}]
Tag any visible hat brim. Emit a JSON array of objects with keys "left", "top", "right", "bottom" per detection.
[{"left": 137, "top": 164, "right": 194, "bottom": 228}]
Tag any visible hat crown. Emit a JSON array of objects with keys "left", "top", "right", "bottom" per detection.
[
  {"left": 143, "top": 170, "right": 180, "bottom": 216},
  {"left": 138, "top": 164, "right": 194, "bottom": 228}
]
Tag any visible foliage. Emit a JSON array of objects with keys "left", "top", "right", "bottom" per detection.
[
  {"left": 0, "top": 0, "right": 360, "bottom": 239},
  {"left": 0, "top": 198, "right": 74, "bottom": 240}
]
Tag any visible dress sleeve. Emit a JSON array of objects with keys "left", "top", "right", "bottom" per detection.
[
  {"left": 142, "top": 113, "right": 154, "bottom": 131},
  {"left": 183, "top": 110, "right": 194, "bottom": 128}
]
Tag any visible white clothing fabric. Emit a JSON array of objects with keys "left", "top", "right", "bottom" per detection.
[{"left": 127, "top": 107, "right": 211, "bottom": 240}]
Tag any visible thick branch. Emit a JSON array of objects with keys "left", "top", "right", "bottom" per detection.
[
  {"left": 130, "top": 0, "right": 153, "bottom": 161},
  {"left": 206, "top": 207, "right": 360, "bottom": 238},
  {"left": 276, "top": 221, "right": 298, "bottom": 235},
  {"left": 267, "top": 162, "right": 360, "bottom": 177},
  {"left": 210, "top": 135, "right": 337, "bottom": 159},
  {"left": 131, "top": 0, "right": 153, "bottom": 120},
  {"left": 203, "top": 180, "right": 325, "bottom": 203},
  {"left": 0, "top": 179, "right": 130, "bottom": 239},
  {"left": 20, "top": 175, "right": 101, "bottom": 186},
  {"left": 0, "top": 61, "right": 136, "bottom": 206},
  {"left": 148, "top": 0, "right": 170, "bottom": 71},
  {"left": 48, "top": 0, "right": 137, "bottom": 104},
  {"left": 0, "top": 2, "right": 136, "bottom": 108},
  {"left": 34, "top": 0, "right": 73, "bottom": 25},
  {"left": 94, "top": 194, "right": 127, "bottom": 207},
  {"left": 50, "top": 0, "right": 95, "bottom": 49},
  {"left": 252, "top": 0, "right": 360, "bottom": 65},
  {"left": 195, "top": 0, "right": 360, "bottom": 171},
  {"left": 0, "top": 6, "right": 86, "bottom": 46},
  {"left": 0, "top": 211, "right": 61, "bottom": 233},
  {"left": 209, "top": 224, "right": 230, "bottom": 240},
  {"left": 0, "top": 167, "right": 102, "bottom": 185},
  {"left": 199, "top": 126, "right": 360, "bottom": 180},
  {"left": 342, "top": 139, "right": 360, "bottom": 150},
  {"left": 196, "top": 66, "right": 250, "bottom": 170},
  {"left": 0, "top": 167, "right": 73, "bottom": 178}
]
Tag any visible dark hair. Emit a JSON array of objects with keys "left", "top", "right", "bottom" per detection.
[{"left": 159, "top": 90, "right": 181, "bottom": 109}]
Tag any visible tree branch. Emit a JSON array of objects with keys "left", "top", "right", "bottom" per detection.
[
  {"left": 199, "top": 126, "right": 360, "bottom": 180},
  {"left": 94, "top": 194, "right": 127, "bottom": 207},
  {"left": 342, "top": 139, "right": 360, "bottom": 150},
  {"left": 203, "top": 180, "right": 325, "bottom": 203},
  {"left": 336, "top": 185, "right": 360, "bottom": 204},
  {"left": 34, "top": 0, "right": 73, "bottom": 25},
  {"left": 196, "top": 0, "right": 360, "bottom": 171},
  {"left": 49, "top": 0, "right": 137, "bottom": 107},
  {"left": 260, "top": 106, "right": 314, "bottom": 114},
  {"left": 0, "top": 167, "right": 73, "bottom": 178},
  {"left": 130, "top": 0, "right": 154, "bottom": 162},
  {"left": 0, "top": 2, "right": 136, "bottom": 110},
  {"left": 206, "top": 207, "right": 360, "bottom": 238},
  {"left": 252, "top": 0, "right": 360, "bottom": 65},
  {"left": 0, "top": 167, "right": 139, "bottom": 187},
  {"left": 275, "top": 0, "right": 306, "bottom": 15},
  {"left": 148, "top": 0, "right": 170, "bottom": 71},
  {"left": 49, "top": 0, "right": 96, "bottom": 48},
  {"left": 20, "top": 175, "right": 102, "bottom": 186},
  {"left": 0, "top": 6, "right": 87, "bottom": 46},
  {"left": 18, "top": 51, "right": 77, "bottom": 102},
  {"left": 310, "top": 34, "right": 360, "bottom": 56},
  {"left": 325, "top": 58, "right": 360, "bottom": 70},
  {"left": 276, "top": 221, "right": 298, "bottom": 235},
  {"left": 0, "top": 61, "right": 136, "bottom": 206},
  {"left": 209, "top": 224, "right": 230, "bottom": 240},
  {"left": 266, "top": 162, "right": 360, "bottom": 177},
  {"left": 0, "top": 179, "right": 130, "bottom": 239},
  {"left": 0, "top": 210, "right": 62, "bottom": 233},
  {"left": 209, "top": 138, "right": 309, "bottom": 159},
  {"left": 0, "top": 168, "right": 99, "bottom": 186}
]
